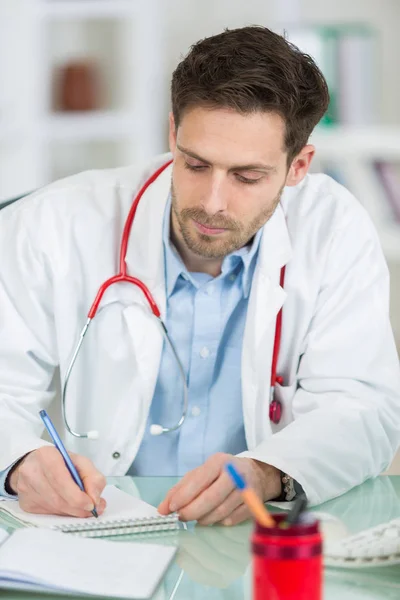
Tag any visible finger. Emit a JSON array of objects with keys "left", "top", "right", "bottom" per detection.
[
  {"left": 71, "top": 453, "right": 106, "bottom": 506},
  {"left": 163, "top": 455, "right": 228, "bottom": 513},
  {"left": 17, "top": 498, "right": 62, "bottom": 515},
  {"left": 15, "top": 457, "right": 93, "bottom": 516},
  {"left": 158, "top": 468, "right": 204, "bottom": 515},
  {"left": 196, "top": 488, "right": 242, "bottom": 525},
  {"left": 158, "top": 473, "right": 203, "bottom": 515},
  {"left": 18, "top": 477, "right": 97, "bottom": 518},
  {"left": 38, "top": 451, "right": 105, "bottom": 515},
  {"left": 41, "top": 456, "right": 99, "bottom": 512},
  {"left": 221, "top": 503, "right": 253, "bottom": 526},
  {"left": 158, "top": 482, "right": 182, "bottom": 514},
  {"left": 178, "top": 473, "right": 236, "bottom": 522},
  {"left": 21, "top": 485, "right": 106, "bottom": 517},
  {"left": 12, "top": 448, "right": 103, "bottom": 517},
  {"left": 93, "top": 496, "right": 107, "bottom": 516}
]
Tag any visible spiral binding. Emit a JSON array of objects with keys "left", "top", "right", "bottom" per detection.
[{"left": 54, "top": 514, "right": 180, "bottom": 538}]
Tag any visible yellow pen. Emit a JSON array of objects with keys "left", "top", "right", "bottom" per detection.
[{"left": 225, "top": 462, "right": 275, "bottom": 528}]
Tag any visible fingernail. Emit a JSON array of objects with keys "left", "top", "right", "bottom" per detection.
[
  {"left": 222, "top": 518, "right": 232, "bottom": 526},
  {"left": 85, "top": 503, "right": 94, "bottom": 511},
  {"left": 169, "top": 503, "right": 177, "bottom": 512}
]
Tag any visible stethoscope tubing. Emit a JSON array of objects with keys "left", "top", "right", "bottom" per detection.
[{"left": 61, "top": 159, "right": 284, "bottom": 439}]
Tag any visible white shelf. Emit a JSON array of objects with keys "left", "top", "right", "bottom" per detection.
[
  {"left": 0, "top": 111, "right": 139, "bottom": 142},
  {"left": 42, "top": 111, "right": 138, "bottom": 141},
  {"left": 37, "top": 1, "right": 137, "bottom": 19},
  {"left": 0, "top": 0, "right": 165, "bottom": 200},
  {"left": 311, "top": 127, "right": 400, "bottom": 160},
  {"left": 7, "top": 123, "right": 398, "bottom": 155}
]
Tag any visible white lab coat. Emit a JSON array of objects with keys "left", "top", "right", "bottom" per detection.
[{"left": 0, "top": 153, "right": 399, "bottom": 505}]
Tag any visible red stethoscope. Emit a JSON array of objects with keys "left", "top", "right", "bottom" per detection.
[{"left": 61, "top": 159, "right": 284, "bottom": 440}]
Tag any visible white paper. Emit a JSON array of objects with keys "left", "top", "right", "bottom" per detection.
[
  {"left": 0, "top": 485, "right": 158, "bottom": 528},
  {"left": 0, "top": 528, "right": 176, "bottom": 599},
  {"left": 0, "top": 530, "right": 8, "bottom": 546},
  {"left": 266, "top": 500, "right": 295, "bottom": 511}
]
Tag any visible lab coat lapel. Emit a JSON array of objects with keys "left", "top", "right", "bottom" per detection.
[
  {"left": 242, "top": 202, "right": 292, "bottom": 450},
  {"left": 114, "top": 157, "right": 173, "bottom": 432},
  {"left": 124, "top": 156, "right": 173, "bottom": 307},
  {"left": 95, "top": 155, "right": 173, "bottom": 316}
]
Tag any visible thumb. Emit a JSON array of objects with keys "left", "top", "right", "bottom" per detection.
[
  {"left": 71, "top": 453, "right": 106, "bottom": 506},
  {"left": 157, "top": 497, "right": 171, "bottom": 515},
  {"left": 157, "top": 482, "right": 181, "bottom": 515}
]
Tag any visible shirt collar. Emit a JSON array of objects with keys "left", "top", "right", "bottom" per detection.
[
  {"left": 233, "top": 227, "right": 262, "bottom": 297},
  {"left": 163, "top": 195, "right": 263, "bottom": 298},
  {"left": 163, "top": 195, "right": 188, "bottom": 298}
]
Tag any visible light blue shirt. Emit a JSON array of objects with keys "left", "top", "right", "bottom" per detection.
[
  {"left": 0, "top": 196, "right": 262, "bottom": 494},
  {"left": 129, "top": 196, "right": 262, "bottom": 476}
]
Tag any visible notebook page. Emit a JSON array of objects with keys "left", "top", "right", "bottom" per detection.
[
  {"left": 0, "top": 528, "right": 176, "bottom": 599},
  {"left": 0, "top": 485, "right": 158, "bottom": 528}
]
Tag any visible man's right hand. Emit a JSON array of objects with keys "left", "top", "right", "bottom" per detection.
[{"left": 7, "top": 447, "right": 107, "bottom": 517}]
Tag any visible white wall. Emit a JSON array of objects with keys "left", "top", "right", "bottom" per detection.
[{"left": 164, "top": 0, "right": 400, "bottom": 125}]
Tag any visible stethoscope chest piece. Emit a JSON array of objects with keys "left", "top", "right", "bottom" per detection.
[{"left": 269, "top": 398, "right": 282, "bottom": 425}]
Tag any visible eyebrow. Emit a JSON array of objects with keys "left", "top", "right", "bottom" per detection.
[{"left": 177, "top": 144, "right": 277, "bottom": 174}]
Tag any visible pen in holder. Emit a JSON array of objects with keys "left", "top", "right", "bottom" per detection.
[{"left": 252, "top": 513, "right": 323, "bottom": 600}]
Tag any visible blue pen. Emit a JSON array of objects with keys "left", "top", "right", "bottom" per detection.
[{"left": 39, "top": 409, "right": 98, "bottom": 518}]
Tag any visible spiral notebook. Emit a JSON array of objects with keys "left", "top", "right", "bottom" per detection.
[{"left": 0, "top": 485, "right": 180, "bottom": 537}]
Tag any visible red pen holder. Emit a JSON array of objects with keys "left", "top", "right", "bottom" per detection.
[{"left": 252, "top": 513, "right": 323, "bottom": 600}]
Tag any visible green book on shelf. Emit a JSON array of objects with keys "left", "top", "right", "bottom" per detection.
[
  {"left": 286, "top": 23, "right": 377, "bottom": 128},
  {"left": 287, "top": 25, "right": 340, "bottom": 126}
]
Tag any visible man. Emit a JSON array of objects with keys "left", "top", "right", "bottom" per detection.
[{"left": 0, "top": 26, "right": 399, "bottom": 525}]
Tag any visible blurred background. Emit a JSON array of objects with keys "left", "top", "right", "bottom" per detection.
[{"left": 0, "top": 0, "right": 399, "bottom": 355}]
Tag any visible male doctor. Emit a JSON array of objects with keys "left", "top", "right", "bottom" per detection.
[{"left": 0, "top": 26, "right": 399, "bottom": 525}]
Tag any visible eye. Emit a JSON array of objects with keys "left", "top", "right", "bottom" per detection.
[
  {"left": 235, "top": 174, "right": 262, "bottom": 185},
  {"left": 184, "top": 161, "right": 208, "bottom": 172}
]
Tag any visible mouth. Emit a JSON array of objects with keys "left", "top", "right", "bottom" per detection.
[{"left": 193, "top": 219, "right": 228, "bottom": 236}]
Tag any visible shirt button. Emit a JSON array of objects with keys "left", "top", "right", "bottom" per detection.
[
  {"left": 199, "top": 346, "right": 210, "bottom": 358},
  {"left": 205, "top": 285, "right": 214, "bottom": 295},
  {"left": 112, "top": 452, "right": 121, "bottom": 459},
  {"left": 191, "top": 406, "right": 201, "bottom": 417}
]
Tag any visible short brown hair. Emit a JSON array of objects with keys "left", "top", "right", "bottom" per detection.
[{"left": 171, "top": 26, "right": 329, "bottom": 164}]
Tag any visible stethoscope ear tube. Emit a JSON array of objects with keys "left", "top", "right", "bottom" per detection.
[
  {"left": 150, "top": 320, "right": 189, "bottom": 435},
  {"left": 62, "top": 318, "right": 99, "bottom": 439},
  {"left": 61, "top": 314, "right": 189, "bottom": 439}
]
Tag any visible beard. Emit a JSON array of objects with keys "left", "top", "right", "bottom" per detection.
[{"left": 170, "top": 182, "right": 283, "bottom": 260}]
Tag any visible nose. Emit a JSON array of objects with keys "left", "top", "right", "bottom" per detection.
[{"left": 201, "top": 171, "right": 229, "bottom": 215}]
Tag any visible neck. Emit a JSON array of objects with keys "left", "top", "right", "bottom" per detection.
[{"left": 170, "top": 211, "right": 223, "bottom": 277}]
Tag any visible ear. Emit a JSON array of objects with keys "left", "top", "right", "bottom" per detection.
[
  {"left": 168, "top": 112, "right": 177, "bottom": 154},
  {"left": 285, "top": 145, "right": 315, "bottom": 187}
]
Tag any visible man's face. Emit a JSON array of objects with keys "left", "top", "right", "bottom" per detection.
[{"left": 169, "top": 106, "right": 290, "bottom": 260}]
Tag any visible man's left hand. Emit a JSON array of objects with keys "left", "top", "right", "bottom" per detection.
[{"left": 157, "top": 453, "right": 281, "bottom": 526}]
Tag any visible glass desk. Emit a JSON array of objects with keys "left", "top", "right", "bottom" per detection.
[{"left": 0, "top": 475, "right": 399, "bottom": 600}]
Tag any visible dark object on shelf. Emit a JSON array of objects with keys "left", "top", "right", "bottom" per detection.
[{"left": 56, "top": 60, "right": 101, "bottom": 111}]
